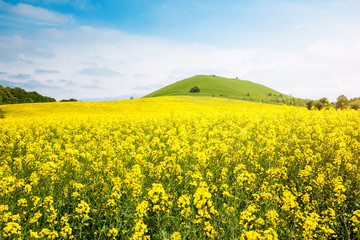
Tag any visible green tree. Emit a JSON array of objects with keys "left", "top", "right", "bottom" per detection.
[
  {"left": 335, "top": 95, "right": 349, "bottom": 109},
  {"left": 60, "top": 98, "right": 78, "bottom": 102},
  {"left": 190, "top": 86, "right": 200, "bottom": 93},
  {"left": 319, "top": 97, "right": 329, "bottom": 105},
  {"left": 306, "top": 100, "right": 314, "bottom": 110},
  {"left": 313, "top": 100, "right": 324, "bottom": 110},
  {"left": 350, "top": 99, "right": 360, "bottom": 110}
]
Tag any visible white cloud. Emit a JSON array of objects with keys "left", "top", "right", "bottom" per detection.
[
  {"left": 14, "top": 3, "right": 73, "bottom": 24},
  {"left": 1, "top": 25, "right": 360, "bottom": 102},
  {"left": 242, "top": 37, "right": 360, "bottom": 101}
]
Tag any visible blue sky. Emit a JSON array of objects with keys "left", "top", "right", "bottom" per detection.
[{"left": 0, "top": 0, "right": 360, "bottom": 101}]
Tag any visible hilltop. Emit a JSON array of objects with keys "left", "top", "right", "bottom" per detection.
[{"left": 144, "top": 75, "right": 306, "bottom": 106}]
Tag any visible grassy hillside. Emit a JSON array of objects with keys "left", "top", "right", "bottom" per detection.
[
  {"left": 144, "top": 75, "right": 286, "bottom": 99},
  {"left": 144, "top": 75, "right": 308, "bottom": 106}
]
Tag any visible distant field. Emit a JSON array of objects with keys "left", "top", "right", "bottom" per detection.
[
  {"left": 1, "top": 97, "right": 359, "bottom": 239},
  {"left": 0, "top": 96, "right": 282, "bottom": 117}
]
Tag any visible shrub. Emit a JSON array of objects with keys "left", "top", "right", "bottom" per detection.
[
  {"left": 319, "top": 97, "right": 330, "bottom": 105},
  {"left": 350, "top": 99, "right": 360, "bottom": 110},
  {"left": 307, "top": 98, "right": 332, "bottom": 110},
  {"left": 306, "top": 100, "right": 314, "bottom": 110},
  {"left": 190, "top": 86, "right": 200, "bottom": 93},
  {"left": 60, "top": 98, "right": 78, "bottom": 102},
  {"left": 335, "top": 95, "right": 349, "bottom": 109},
  {"left": 313, "top": 100, "right": 324, "bottom": 110}
]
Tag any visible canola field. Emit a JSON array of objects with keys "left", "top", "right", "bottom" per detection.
[{"left": 0, "top": 96, "right": 360, "bottom": 239}]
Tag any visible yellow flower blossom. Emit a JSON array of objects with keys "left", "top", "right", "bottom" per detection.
[
  {"left": 265, "top": 210, "right": 279, "bottom": 228},
  {"left": 177, "top": 194, "right": 191, "bottom": 218},
  {"left": 148, "top": 183, "right": 171, "bottom": 212},
  {"left": 194, "top": 181, "right": 218, "bottom": 220},
  {"left": 2, "top": 222, "right": 21, "bottom": 238},
  {"left": 281, "top": 190, "right": 298, "bottom": 211},
  {"left": 170, "top": 231, "right": 181, "bottom": 240},
  {"left": 350, "top": 210, "right": 360, "bottom": 233},
  {"left": 17, "top": 198, "right": 27, "bottom": 207},
  {"left": 108, "top": 228, "right": 118, "bottom": 239},
  {"left": 204, "top": 221, "right": 217, "bottom": 238},
  {"left": 30, "top": 230, "right": 40, "bottom": 239},
  {"left": 39, "top": 228, "right": 59, "bottom": 240},
  {"left": 75, "top": 201, "right": 90, "bottom": 220}
]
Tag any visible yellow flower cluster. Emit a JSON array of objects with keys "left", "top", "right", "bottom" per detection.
[
  {"left": 194, "top": 182, "right": 218, "bottom": 221},
  {"left": 131, "top": 200, "right": 150, "bottom": 240},
  {"left": 177, "top": 194, "right": 191, "bottom": 218},
  {"left": 148, "top": 183, "right": 172, "bottom": 213},
  {"left": 0, "top": 96, "right": 359, "bottom": 239},
  {"left": 75, "top": 201, "right": 90, "bottom": 220},
  {"left": 351, "top": 210, "right": 360, "bottom": 233}
]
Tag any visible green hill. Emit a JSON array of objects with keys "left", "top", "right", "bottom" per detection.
[
  {"left": 144, "top": 75, "right": 306, "bottom": 105},
  {"left": 144, "top": 75, "right": 308, "bottom": 106}
]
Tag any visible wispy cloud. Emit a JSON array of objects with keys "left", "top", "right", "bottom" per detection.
[
  {"left": 81, "top": 83, "right": 103, "bottom": 89},
  {"left": 35, "top": 69, "right": 59, "bottom": 74},
  {"left": 79, "top": 67, "right": 121, "bottom": 77},
  {"left": 59, "top": 79, "right": 77, "bottom": 86},
  {"left": 0, "top": 35, "right": 55, "bottom": 62},
  {"left": 9, "top": 73, "right": 31, "bottom": 79},
  {"left": 0, "top": 0, "right": 74, "bottom": 26},
  {"left": 0, "top": 79, "right": 59, "bottom": 90}
]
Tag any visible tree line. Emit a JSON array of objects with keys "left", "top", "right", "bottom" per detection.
[
  {"left": 306, "top": 95, "right": 360, "bottom": 110},
  {"left": 243, "top": 93, "right": 309, "bottom": 107},
  {"left": 0, "top": 85, "right": 56, "bottom": 105}
]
